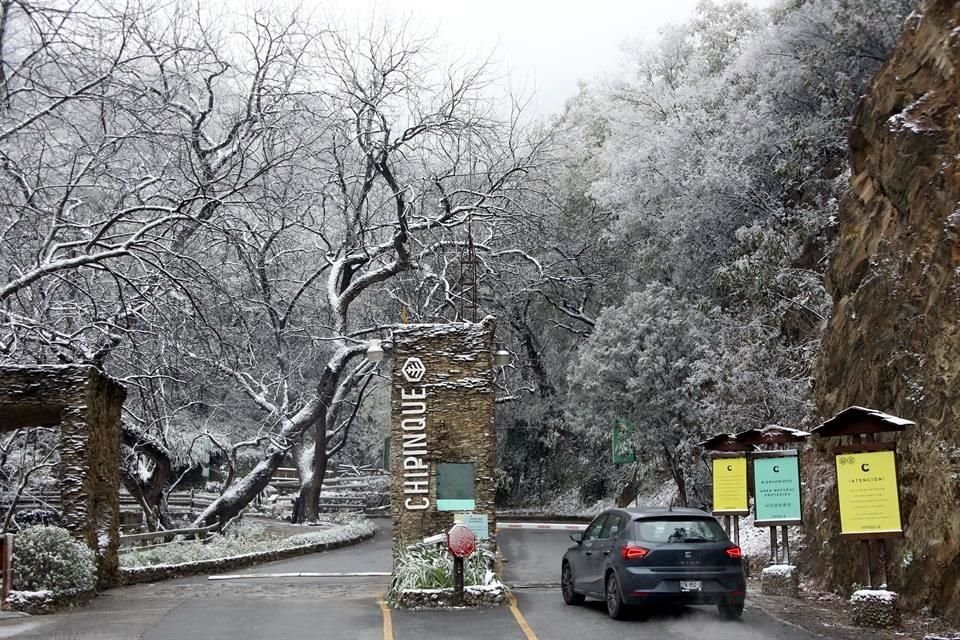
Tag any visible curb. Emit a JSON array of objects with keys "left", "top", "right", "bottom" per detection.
[
  {"left": 497, "top": 513, "right": 592, "bottom": 523},
  {"left": 118, "top": 526, "right": 378, "bottom": 586},
  {"left": 496, "top": 522, "right": 587, "bottom": 531}
]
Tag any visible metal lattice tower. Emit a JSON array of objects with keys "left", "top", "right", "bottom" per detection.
[{"left": 457, "top": 226, "right": 479, "bottom": 322}]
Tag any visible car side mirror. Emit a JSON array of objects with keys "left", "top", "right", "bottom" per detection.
[{"left": 570, "top": 533, "right": 583, "bottom": 545}]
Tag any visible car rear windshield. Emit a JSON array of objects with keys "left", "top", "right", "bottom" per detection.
[{"left": 631, "top": 518, "right": 728, "bottom": 544}]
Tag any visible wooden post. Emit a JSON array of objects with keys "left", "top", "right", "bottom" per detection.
[
  {"left": 863, "top": 540, "right": 873, "bottom": 588},
  {"left": 733, "top": 516, "right": 740, "bottom": 547},
  {"left": 781, "top": 525, "right": 790, "bottom": 564},
  {"left": 1, "top": 534, "right": 13, "bottom": 602},
  {"left": 723, "top": 515, "right": 731, "bottom": 537},
  {"left": 769, "top": 527, "right": 778, "bottom": 563}
]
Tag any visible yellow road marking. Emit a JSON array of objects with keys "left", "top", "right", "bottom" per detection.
[
  {"left": 509, "top": 593, "right": 539, "bottom": 640},
  {"left": 379, "top": 599, "right": 393, "bottom": 640}
]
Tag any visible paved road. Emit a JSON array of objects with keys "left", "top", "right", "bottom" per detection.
[
  {"left": 0, "top": 521, "right": 818, "bottom": 640},
  {"left": 501, "top": 528, "right": 817, "bottom": 640}
]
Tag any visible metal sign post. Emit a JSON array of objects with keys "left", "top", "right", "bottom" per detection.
[
  {"left": 732, "top": 426, "right": 810, "bottom": 569},
  {"left": 447, "top": 524, "right": 477, "bottom": 606},
  {"left": 710, "top": 453, "right": 750, "bottom": 546},
  {"left": 698, "top": 434, "right": 756, "bottom": 549},
  {"left": 751, "top": 449, "right": 803, "bottom": 564}
]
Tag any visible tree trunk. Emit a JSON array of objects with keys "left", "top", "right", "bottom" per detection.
[
  {"left": 120, "top": 425, "right": 174, "bottom": 531},
  {"left": 510, "top": 314, "right": 556, "bottom": 398},
  {"left": 616, "top": 462, "right": 643, "bottom": 508},
  {"left": 191, "top": 344, "right": 365, "bottom": 528},
  {"left": 296, "top": 423, "right": 329, "bottom": 523},
  {"left": 192, "top": 450, "right": 286, "bottom": 527},
  {"left": 662, "top": 442, "right": 688, "bottom": 507}
]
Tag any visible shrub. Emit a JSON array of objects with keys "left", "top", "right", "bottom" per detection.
[{"left": 13, "top": 526, "right": 97, "bottom": 593}]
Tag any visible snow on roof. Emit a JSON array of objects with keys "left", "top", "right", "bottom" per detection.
[
  {"left": 734, "top": 425, "right": 811, "bottom": 445},
  {"left": 697, "top": 433, "right": 756, "bottom": 452},
  {"left": 849, "top": 407, "right": 915, "bottom": 427},
  {"left": 811, "top": 406, "right": 915, "bottom": 437}
]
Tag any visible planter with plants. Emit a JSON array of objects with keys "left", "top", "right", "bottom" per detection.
[{"left": 387, "top": 543, "right": 508, "bottom": 609}]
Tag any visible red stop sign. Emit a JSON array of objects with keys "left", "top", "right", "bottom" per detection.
[{"left": 447, "top": 523, "right": 477, "bottom": 558}]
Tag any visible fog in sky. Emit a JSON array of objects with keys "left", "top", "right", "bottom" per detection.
[{"left": 314, "top": 0, "right": 773, "bottom": 115}]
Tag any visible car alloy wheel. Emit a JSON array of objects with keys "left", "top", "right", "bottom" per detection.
[
  {"left": 605, "top": 571, "right": 627, "bottom": 620},
  {"left": 561, "top": 562, "right": 584, "bottom": 605}
]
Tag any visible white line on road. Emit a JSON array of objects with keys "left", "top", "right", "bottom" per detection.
[
  {"left": 208, "top": 571, "right": 392, "bottom": 581},
  {"left": 496, "top": 522, "right": 587, "bottom": 531}
]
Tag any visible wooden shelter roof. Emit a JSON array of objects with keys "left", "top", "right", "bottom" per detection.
[
  {"left": 697, "top": 433, "right": 757, "bottom": 452},
  {"left": 734, "top": 424, "right": 810, "bottom": 446},
  {"left": 811, "top": 406, "right": 914, "bottom": 438}
]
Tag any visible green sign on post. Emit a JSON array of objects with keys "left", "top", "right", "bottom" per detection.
[
  {"left": 753, "top": 453, "right": 802, "bottom": 526},
  {"left": 612, "top": 419, "right": 636, "bottom": 465},
  {"left": 437, "top": 462, "right": 476, "bottom": 511}
]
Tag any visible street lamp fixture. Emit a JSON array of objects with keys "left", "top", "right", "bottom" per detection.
[
  {"left": 492, "top": 344, "right": 511, "bottom": 367},
  {"left": 366, "top": 339, "right": 385, "bottom": 362}
]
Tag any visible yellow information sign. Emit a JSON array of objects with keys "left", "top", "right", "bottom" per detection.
[
  {"left": 712, "top": 457, "right": 748, "bottom": 514},
  {"left": 835, "top": 450, "right": 902, "bottom": 536}
]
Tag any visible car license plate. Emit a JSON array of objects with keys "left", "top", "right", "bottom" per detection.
[{"left": 679, "top": 580, "right": 702, "bottom": 592}]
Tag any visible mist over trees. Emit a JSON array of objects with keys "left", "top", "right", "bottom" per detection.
[
  {"left": 496, "top": 0, "right": 914, "bottom": 508},
  {"left": 0, "top": 0, "right": 916, "bottom": 526}
]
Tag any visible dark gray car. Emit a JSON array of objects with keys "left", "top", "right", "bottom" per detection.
[{"left": 561, "top": 507, "right": 746, "bottom": 620}]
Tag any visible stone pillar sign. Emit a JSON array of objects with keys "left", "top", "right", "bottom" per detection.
[{"left": 389, "top": 318, "right": 497, "bottom": 561}]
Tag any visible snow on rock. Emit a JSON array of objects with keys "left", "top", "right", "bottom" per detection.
[
  {"left": 7, "top": 590, "right": 53, "bottom": 603},
  {"left": 761, "top": 564, "right": 799, "bottom": 597},
  {"left": 5, "top": 588, "right": 94, "bottom": 615},
  {"left": 852, "top": 589, "right": 899, "bottom": 603},
  {"left": 762, "top": 564, "right": 797, "bottom": 577},
  {"left": 852, "top": 589, "right": 901, "bottom": 628}
]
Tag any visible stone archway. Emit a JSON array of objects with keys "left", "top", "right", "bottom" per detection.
[{"left": 0, "top": 365, "right": 125, "bottom": 587}]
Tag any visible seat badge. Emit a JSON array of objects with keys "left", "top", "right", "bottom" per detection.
[{"left": 684, "top": 551, "right": 693, "bottom": 558}]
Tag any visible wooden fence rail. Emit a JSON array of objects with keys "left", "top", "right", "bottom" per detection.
[{"left": 118, "top": 522, "right": 222, "bottom": 546}]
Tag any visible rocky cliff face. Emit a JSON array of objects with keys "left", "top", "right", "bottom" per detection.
[{"left": 809, "top": 0, "right": 960, "bottom": 622}]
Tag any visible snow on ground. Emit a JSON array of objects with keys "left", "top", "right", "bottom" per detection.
[{"left": 737, "top": 514, "right": 803, "bottom": 562}]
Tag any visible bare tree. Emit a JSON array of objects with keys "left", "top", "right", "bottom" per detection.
[
  {"left": 183, "top": 21, "right": 547, "bottom": 525},
  {"left": 0, "top": 1, "right": 332, "bottom": 524}
]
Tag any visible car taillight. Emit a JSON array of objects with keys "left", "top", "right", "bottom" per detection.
[
  {"left": 622, "top": 544, "right": 650, "bottom": 560},
  {"left": 725, "top": 545, "right": 743, "bottom": 559}
]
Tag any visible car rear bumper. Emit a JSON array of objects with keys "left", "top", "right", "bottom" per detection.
[{"left": 620, "top": 567, "right": 746, "bottom": 606}]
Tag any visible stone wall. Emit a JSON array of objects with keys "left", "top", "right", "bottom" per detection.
[
  {"left": 0, "top": 365, "right": 125, "bottom": 587},
  {"left": 389, "top": 319, "right": 497, "bottom": 557},
  {"left": 809, "top": 1, "right": 960, "bottom": 624}
]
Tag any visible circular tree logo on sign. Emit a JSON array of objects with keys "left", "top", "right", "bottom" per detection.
[{"left": 401, "top": 357, "right": 426, "bottom": 383}]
